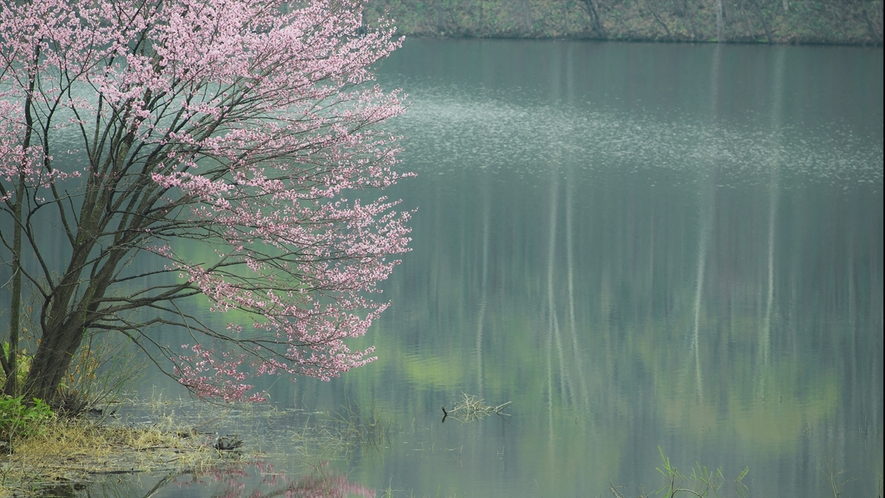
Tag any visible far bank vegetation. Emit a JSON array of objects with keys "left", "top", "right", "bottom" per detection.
[{"left": 366, "top": 0, "right": 883, "bottom": 45}]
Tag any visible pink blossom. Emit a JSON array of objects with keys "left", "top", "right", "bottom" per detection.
[{"left": 1, "top": 0, "right": 410, "bottom": 402}]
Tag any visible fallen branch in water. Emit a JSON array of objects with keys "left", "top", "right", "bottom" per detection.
[{"left": 442, "top": 392, "right": 511, "bottom": 423}]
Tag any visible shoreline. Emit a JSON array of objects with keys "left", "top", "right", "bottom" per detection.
[
  {"left": 397, "top": 32, "right": 884, "bottom": 47},
  {"left": 364, "top": 0, "right": 884, "bottom": 47}
]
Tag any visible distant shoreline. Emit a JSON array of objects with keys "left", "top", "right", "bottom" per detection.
[
  {"left": 396, "top": 33, "right": 884, "bottom": 47},
  {"left": 365, "top": 0, "right": 884, "bottom": 47}
]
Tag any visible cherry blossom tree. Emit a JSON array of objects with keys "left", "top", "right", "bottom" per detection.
[{"left": 0, "top": 0, "right": 411, "bottom": 405}]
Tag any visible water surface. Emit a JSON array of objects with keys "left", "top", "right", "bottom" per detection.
[{"left": 123, "top": 39, "right": 883, "bottom": 497}]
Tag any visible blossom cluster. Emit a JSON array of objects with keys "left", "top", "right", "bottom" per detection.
[{"left": 0, "top": 0, "right": 410, "bottom": 401}]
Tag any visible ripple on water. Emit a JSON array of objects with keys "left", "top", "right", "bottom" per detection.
[{"left": 390, "top": 88, "right": 883, "bottom": 191}]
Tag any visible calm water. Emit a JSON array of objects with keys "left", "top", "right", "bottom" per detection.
[{"left": 115, "top": 40, "right": 882, "bottom": 497}]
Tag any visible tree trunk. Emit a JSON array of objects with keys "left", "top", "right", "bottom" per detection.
[
  {"left": 682, "top": 0, "right": 700, "bottom": 40},
  {"left": 3, "top": 57, "right": 39, "bottom": 398},
  {"left": 863, "top": 5, "right": 883, "bottom": 44},
  {"left": 2, "top": 175, "right": 23, "bottom": 397},
  {"left": 434, "top": 0, "right": 446, "bottom": 33},
  {"left": 580, "top": 0, "right": 605, "bottom": 36},
  {"left": 23, "top": 316, "right": 87, "bottom": 405},
  {"left": 646, "top": 0, "right": 673, "bottom": 39},
  {"left": 23, "top": 199, "right": 137, "bottom": 405},
  {"left": 750, "top": 0, "right": 774, "bottom": 43}
]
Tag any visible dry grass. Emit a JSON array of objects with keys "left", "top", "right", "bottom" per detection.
[
  {"left": 0, "top": 393, "right": 404, "bottom": 496},
  {"left": 0, "top": 415, "right": 230, "bottom": 496},
  {"left": 286, "top": 399, "right": 391, "bottom": 462}
]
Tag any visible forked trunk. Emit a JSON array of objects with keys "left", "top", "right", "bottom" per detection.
[{"left": 23, "top": 322, "right": 85, "bottom": 406}]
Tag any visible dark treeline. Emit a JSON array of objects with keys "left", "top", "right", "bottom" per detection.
[{"left": 364, "top": 0, "right": 883, "bottom": 45}]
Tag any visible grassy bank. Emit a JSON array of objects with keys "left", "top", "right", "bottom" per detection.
[
  {"left": 0, "top": 391, "right": 389, "bottom": 496},
  {"left": 0, "top": 415, "right": 224, "bottom": 496},
  {"left": 365, "top": 0, "right": 883, "bottom": 45}
]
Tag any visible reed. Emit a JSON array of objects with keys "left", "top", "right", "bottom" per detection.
[{"left": 609, "top": 446, "right": 749, "bottom": 498}]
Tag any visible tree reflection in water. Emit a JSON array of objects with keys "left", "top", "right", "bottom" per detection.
[
  {"left": 172, "top": 460, "right": 373, "bottom": 498},
  {"left": 77, "top": 459, "right": 373, "bottom": 498}
]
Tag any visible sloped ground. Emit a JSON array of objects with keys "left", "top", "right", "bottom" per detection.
[{"left": 366, "top": 0, "right": 883, "bottom": 45}]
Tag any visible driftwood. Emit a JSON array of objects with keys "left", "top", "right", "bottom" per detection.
[{"left": 441, "top": 392, "right": 511, "bottom": 423}]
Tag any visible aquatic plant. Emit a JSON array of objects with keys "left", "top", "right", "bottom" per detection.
[{"left": 609, "top": 446, "right": 749, "bottom": 498}]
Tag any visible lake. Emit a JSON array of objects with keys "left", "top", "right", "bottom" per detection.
[{"left": 115, "top": 39, "right": 883, "bottom": 497}]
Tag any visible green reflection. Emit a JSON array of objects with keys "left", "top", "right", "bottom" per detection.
[{"left": 128, "top": 40, "right": 883, "bottom": 497}]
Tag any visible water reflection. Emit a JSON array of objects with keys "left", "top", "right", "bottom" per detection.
[
  {"left": 77, "top": 460, "right": 372, "bottom": 498},
  {"left": 100, "top": 40, "right": 883, "bottom": 497},
  {"left": 368, "top": 40, "right": 883, "bottom": 497}
]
